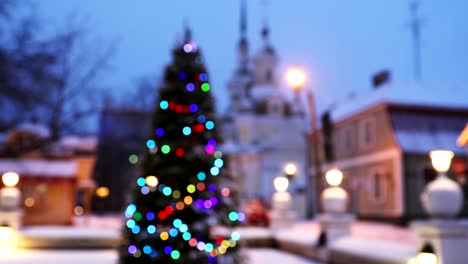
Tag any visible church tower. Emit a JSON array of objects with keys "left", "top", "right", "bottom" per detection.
[
  {"left": 251, "top": 18, "right": 278, "bottom": 87},
  {"left": 222, "top": 0, "right": 307, "bottom": 218},
  {"left": 227, "top": 0, "right": 253, "bottom": 113}
]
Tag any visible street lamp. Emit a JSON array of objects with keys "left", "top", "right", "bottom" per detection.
[
  {"left": 286, "top": 68, "right": 306, "bottom": 90},
  {"left": 0, "top": 172, "right": 21, "bottom": 250},
  {"left": 284, "top": 163, "right": 297, "bottom": 180},
  {"left": 1, "top": 172, "right": 21, "bottom": 211},
  {"left": 286, "top": 67, "right": 321, "bottom": 218},
  {"left": 411, "top": 150, "right": 466, "bottom": 264},
  {"left": 270, "top": 176, "right": 296, "bottom": 228},
  {"left": 0, "top": 224, "right": 16, "bottom": 254},
  {"left": 321, "top": 169, "right": 348, "bottom": 214},
  {"left": 421, "top": 150, "right": 463, "bottom": 218},
  {"left": 416, "top": 243, "right": 437, "bottom": 264}
]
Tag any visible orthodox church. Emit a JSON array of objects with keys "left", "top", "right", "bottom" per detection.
[{"left": 222, "top": 0, "right": 307, "bottom": 217}]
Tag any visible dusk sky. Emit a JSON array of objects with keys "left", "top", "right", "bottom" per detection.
[{"left": 37, "top": 0, "right": 468, "bottom": 113}]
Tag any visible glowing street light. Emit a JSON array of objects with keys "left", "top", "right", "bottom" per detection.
[
  {"left": 0, "top": 225, "right": 13, "bottom": 241},
  {"left": 409, "top": 243, "right": 437, "bottom": 264},
  {"left": 273, "top": 176, "right": 289, "bottom": 193},
  {"left": 284, "top": 163, "right": 297, "bottom": 179},
  {"left": 421, "top": 150, "right": 463, "bottom": 218},
  {"left": 271, "top": 176, "right": 295, "bottom": 228},
  {"left": 321, "top": 169, "right": 348, "bottom": 214},
  {"left": 2, "top": 172, "right": 19, "bottom": 187},
  {"left": 285, "top": 66, "right": 321, "bottom": 218},
  {"left": 0, "top": 172, "right": 21, "bottom": 211},
  {"left": 430, "top": 150, "right": 454, "bottom": 173},
  {"left": 325, "top": 169, "right": 343, "bottom": 187},
  {"left": 286, "top": 68, "right": 306, "bottom": 89}
]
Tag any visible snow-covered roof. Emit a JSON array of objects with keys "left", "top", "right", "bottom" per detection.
[
  {"left": 58, "top": 136, "right": 97, "bottom": 152},
  {"left": 250, "top": 84, "right": 281, "bottom": 100},
  {"left": 331, "top": 81, "right": 468, "bottom": 122},
  {"left": 16, "top": 122, "right": 51, "bottom": 138},
  {"left": 394, "top": 129, "right": 465, "bottom": 155},
  {"left": 0, "top": 159, "right": 77, "bottom": 178}
]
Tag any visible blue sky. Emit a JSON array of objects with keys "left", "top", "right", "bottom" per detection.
[{"left": 37, "top": 0, "right": 468, "bottom": 113}]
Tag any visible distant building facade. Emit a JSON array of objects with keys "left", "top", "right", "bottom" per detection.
[
  {"left": 93, "top": 108, "right": 152, "bottom": 212},
  {"left": 0, "top": 123, "right": 97, "bottom": 225},
  {"left": 315, "top": 82, "right": 468, "bottom": 222},
  {"left": 222, "top": 1, "right": 307, "bottom": 216}
]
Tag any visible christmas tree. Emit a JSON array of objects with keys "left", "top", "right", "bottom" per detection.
[{"left": 120, "top": 28, "right": 243, "bottom": 264}]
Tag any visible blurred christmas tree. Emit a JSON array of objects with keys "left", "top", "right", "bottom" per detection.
[{"left": 119, "top": 27, "right": 243, "bottom": 264}]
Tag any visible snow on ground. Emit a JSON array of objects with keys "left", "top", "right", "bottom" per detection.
[
  {"left": 331, "top": 237, "right": 417, "bottom": 263},
  {"left": 275, "top": 221, "right": 321, "bottom": 244},
  {"left": 245, "top": 248, "right": 320, "bottom": 264},
  {"left": 0, "top": 249, "right": 320, "bottom": 264},
  {"left": 0, "top": 249, "right": 118, "bottom": 264},
  {"left": 20, "top": 226, "right": 120, "bottom": 239},
  {"left": 352, "top": 221, "right": 417, "bottom": 245}
]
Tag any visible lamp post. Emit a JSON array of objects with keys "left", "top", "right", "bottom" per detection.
[
  {"left": 317, "top": 168, "right": 354, "bottom": 250},
  {"left": 321, "top": 169, "right": 348, "bottom": 214},
  {"left": 411, "top": 149, "right": 468, "bottom": 264},
  {"left": 270, "top": 176, "right": 296, "bottom": 228},
  {"left": 421, "top": 150, "right": 463, "bottom": 217},
  {"left": 0, "top": 172, "right": 22, "bottom": 251},
  {"left": 0, "top": 172, "right": 21, "bottom": 211},
  {"left": 286, "top": 67, "right": 321, "bottom": 218}
]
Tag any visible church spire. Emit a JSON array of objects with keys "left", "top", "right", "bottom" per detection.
[
  {"left": 237, "top": 0, "right": 249, "bottom": 73},
  {"left": 240, "top": 0, "right": 247, "bottom": 41},
  {"left": 260, "top": 0, "right": 274, "bottom": 54}
]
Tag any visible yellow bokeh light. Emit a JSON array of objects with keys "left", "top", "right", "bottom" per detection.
[
  {"left": 74, "top": 206, "right": 84, "bottom": 216},
  {"left": 95, "top": 187, "right": 110, "bottom": 198},
  {"left": 184, "top": 196, "right": 193, "bottom": 205},
  {"left": 24, "top": 197, "right": 35, "bottom": 207},
  {"left": 145, "top": 176, "right": 158, "bottom": 187},
  {"left": 221, "top": 240, "right": 230, "bottom": 249},
  {"left": 160, "top": 232, "right": 169, "bottom": 240},
  {"left": 187, "top": 184, "right": 196, "bottom": 193},
  {"left": 218, "top": 246, "right": 226, "bottom": 254}
]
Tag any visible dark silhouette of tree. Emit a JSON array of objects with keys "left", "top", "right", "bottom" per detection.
[{"left": 0, "top": 2, "right": 116, "bottom": 139}]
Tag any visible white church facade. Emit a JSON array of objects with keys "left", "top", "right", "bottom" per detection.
[{"left": 221, "top": 0, "right": 307, "bottom": 217}]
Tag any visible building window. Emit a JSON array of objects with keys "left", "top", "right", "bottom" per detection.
[
  {"left": 368, "top": 167, "right": 388, "bottom": 204},
  {"left": 340, "top": 126, "right": 354, "bottom": 155},
  {"left": 359, "top": 117, "right": 376, "bottom": 150},
  {"left": 345, "top": 128, "right": 353, "bottom": 152},
  {"left": 265, "top": 69, "right": 273, "bottom": 82}
]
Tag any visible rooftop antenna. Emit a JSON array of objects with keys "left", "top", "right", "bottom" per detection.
[{"left": 409, "top": 0, "right": 424, "bottom": 81}]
